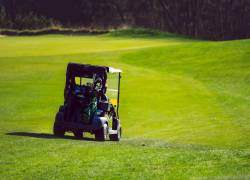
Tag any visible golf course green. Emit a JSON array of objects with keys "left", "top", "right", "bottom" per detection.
[{"left": 0, "top": 29, "right": 250, "bottom": 179}]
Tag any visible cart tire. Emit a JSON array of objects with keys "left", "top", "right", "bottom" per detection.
[
  {"left": 53, "top": 123, "right": 65, "bottom": 137},
  {"left": 109, "top": 127, "right": 121, "bottom": 141},
  {"left": 53, "top": 112, "right": 65, "bottom": 137},
  {"left": 95, "top": 123, "right": 108, "bottom": 141}
]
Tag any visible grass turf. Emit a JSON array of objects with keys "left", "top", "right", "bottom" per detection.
[{"left": 0, "top": 30, "right": 250, "bottom": 179}]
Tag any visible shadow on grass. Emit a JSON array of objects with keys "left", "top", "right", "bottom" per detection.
[
  {"left": 106, "top": 28, "right": 196, "bottom": 41},
  {"left": 6, "top": 132, "right": 96, "bottom": 141}
]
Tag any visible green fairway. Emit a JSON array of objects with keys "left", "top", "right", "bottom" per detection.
[{"left": 0, "top": 30, "right": 250, "bottom": 179}]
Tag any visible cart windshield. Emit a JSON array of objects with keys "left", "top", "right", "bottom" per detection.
[{"left": 107, "top": 73, "right": 120, "bottom": 111}]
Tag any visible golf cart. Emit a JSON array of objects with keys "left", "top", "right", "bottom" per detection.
[{"left": 53, "top": 63, "right": 122, "bottom": 141}]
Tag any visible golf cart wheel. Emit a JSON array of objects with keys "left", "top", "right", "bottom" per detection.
[
  {"left": 73, "top": 130, "right": 84, "bottom": 139},
  {"left": 109, "top": 127, "right": 122, "bottom": 141},
  {"left": 53, "top": 123, "right": 65, "bottom": 137},
  {"left": 95, "top": 123, "right": 108, "bottom": 141},
  {"left": 53, "top": 112, "right": 65, "bottom": 137}
]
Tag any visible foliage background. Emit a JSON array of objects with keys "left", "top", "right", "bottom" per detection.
[{"left": 0, "top": 0, "right": 250, "bottom": 40}]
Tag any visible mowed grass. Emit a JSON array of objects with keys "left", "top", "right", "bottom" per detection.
[{"left": 0, "top": 30, "right": 250, "bottom": 179}]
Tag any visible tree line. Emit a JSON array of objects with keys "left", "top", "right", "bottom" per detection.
[{"left": 0, "top": 0, "right": 250, "bottom": 40}]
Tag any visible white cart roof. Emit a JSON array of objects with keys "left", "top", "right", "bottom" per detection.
[{"left": 108, "top": 67, "right": 122, "bottom": 73}]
